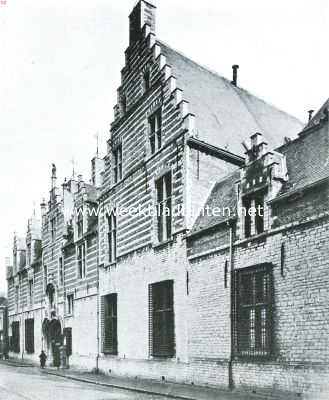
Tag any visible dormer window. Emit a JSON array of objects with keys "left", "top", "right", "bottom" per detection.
[
  {"left": 149, "top": 109, "right": 162, "bottom": 154},
  {"left": 243, "top": 192, "right": 265, "bottom": 238}
]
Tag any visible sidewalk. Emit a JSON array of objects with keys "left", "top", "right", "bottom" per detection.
[{"left": 1, "top": 358, "right": 301, "bottom": 400}]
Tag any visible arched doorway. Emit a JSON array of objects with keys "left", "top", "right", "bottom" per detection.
[
  {"left": 43, "top": 283, "right": 62, "bottom": 366},
  {"left": 42, "top": 317, "right": 62, "bottom": 367}
]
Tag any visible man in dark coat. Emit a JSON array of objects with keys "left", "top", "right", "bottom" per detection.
[{"left": 39, "top": 350, "right": 47, "bottom": 368}]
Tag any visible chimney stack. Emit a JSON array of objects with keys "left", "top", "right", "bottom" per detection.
[
  {"left": 308, "top": 110, "right": 314, "bottom": 122},
  {"left": 231, "top": 65, "right": 239, "bottom": 86}
]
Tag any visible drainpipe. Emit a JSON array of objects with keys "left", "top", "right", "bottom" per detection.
[
  {"left": 95, "top": 204, "right": 102, "bottom": 374},
  {"left": 228, "top": 221, "right": 234, "bottom": 390}
]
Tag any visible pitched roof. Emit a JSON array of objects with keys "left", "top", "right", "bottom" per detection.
[
  {"left": 160, "top": 41, "right": 304, "bottom": 155},
  {"left": 276, "top": 117, "right": 329, "bottom": 196},
  {"left": 191, "top": 100, "right": 329, "bottom": 233},
  {"left": 300, "top": 98, "right": 329, "bottom": 133},
  {"left": 191, "top": 169, "right": 240, "bottom": 233}
]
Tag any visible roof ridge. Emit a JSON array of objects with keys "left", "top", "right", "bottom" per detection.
[{"left": 157, "top": 39, "right": 303, "bottom": 127}]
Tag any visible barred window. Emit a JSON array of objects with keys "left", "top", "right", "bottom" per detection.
[
  {"left": 149, "top": 280, "right": 175, "bottom": 358},
  {"left": 113, "top": 144, "right": 122, "bottom": 184},
  {"left": 156, "top": 173, "right": 172, "bottom": 243},
  {"left": 234, "top": 264, "right": 273, "bottom": 358},
  {"left": 11, "top": 321, "right": 20, "bottom": 353},
  {"left": 25, "top": 318, "right": 34, "bottom": 354},
  {"left": 149, "top": 109, "right": 162, "bottom": 154},
  {"left": 63, "top": 327, "right": 72, "bottom": 356},
  {"left": 102, "top": 294, "right": 118, "bottom": 355},
  {"left": 77, "top": 243, "right": 86, "bottom": 279},
  {"left": 107, "top": 212, "right": 117, "bottom": 263}
]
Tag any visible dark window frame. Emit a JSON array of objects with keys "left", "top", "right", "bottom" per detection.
[
  {"left": 143, "top": 68, "right": 151, "bottom": 92},
  {"left": 149, "top": 109, "right": 162, "bottom": 154},
  {"left": 155, "top": 172, "right": 172, "bottom": 243},
  {"left": 149, "top": 280, "right": 175, "bottom": 358},
  {"left": 243, "top": 191, "right": 265, "bottom": 238},
  {"left": 25, "top": 318, "right": 34, "bottom": 354},
  {"left": 107, "top": 212, "right": 117, "bottom": 263},
  {"left": 113, "top": 144, "right": 123, "bottom": 184},
  {"left": 11, "top": 321, "right": 20, "bottom": 353},
  {"left": 67, "top": 294, "right": 74, "bottom": 316},
  {"left": 63, "top": 327, "right": 72, "bottom": 356},
  {"left": 233, "top": 263, "right": 273, "bottom": 359},
  {"left": 77, "top": 210, "right": 84, "bottom": 238},
  {"left": 102, "top": 293, "right": 118, "bottom": 355},
  {"left": 77, "top": 243, "right": 86, "bottom": 279},
  {"left": 28, "top": 279, "right": 34, "bottom": 307},
  {"left": 59, "top": 256, "right": 64, "bottom": 286}
]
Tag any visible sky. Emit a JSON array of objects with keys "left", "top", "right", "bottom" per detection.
[{"left": 0, "top": 0, "right": 328, "bottom": 293}]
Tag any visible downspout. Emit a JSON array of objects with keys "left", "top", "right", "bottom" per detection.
[
  {"left": 228, "top": 221, "right": 234, "bottom": 390},
  {"left": 95, "top": 203, "right": 102, "bottom": 374}
]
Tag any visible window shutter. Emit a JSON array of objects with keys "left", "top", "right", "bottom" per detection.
[
  {"left": 148, "top": 283, "right": 153, "bottom": 357},
  {"left": 149, "top": 280, "right": 175, "bottom": 358},
  {"left": 100, "top": 295, "right": 105, "bottom": 353},
  {"left": 25, "top": 319, "right": 34, "bottom": 354}
]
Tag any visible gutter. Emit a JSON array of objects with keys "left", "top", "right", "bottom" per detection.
[
  {"left": 186, "top": 137, "right": 245, "bottom": 167},
  {"left": 268, "top": 176, "right": 329, "bottom": 204}
]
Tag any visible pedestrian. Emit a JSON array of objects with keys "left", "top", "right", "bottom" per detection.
[{"left": 39, "top": 350, "right": 47, "bottom": 369}]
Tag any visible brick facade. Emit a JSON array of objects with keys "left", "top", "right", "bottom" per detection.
[{"left": 6, "top": 2, "right": 328, "bottom": 398}]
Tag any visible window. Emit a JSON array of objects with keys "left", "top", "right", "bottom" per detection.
[
  {"left": 234, "top": 264, "right": 273, "bottom": 358},
  {"left": 255, "top": 194, "right": 264, "bottom": 234},
  {"left": 113, "top": 144, "right": 122, "bottom": 184},
  {"left": 143, "top": 69, "right": 151, "bottom": 92},
  {"left": 11, "top": 321, "right": 20, "bottom": 353},
  {"left": 149, "top": 109, "right": 162, "bottom": 154},
  {"left": 67, "top": 294, "right": 74, "bottom": 315},
  {"left": 77, "top": 210, "right": 83, "bottom": 238},
  {"left": 120, "top": 95, "right": 126, "bottom": 115},
  {"left": 243, "top": 192, "right": 265, "bottom": 238},
  {"left": 51, "top": 217, "right": 56, "bottom": 241},
  {"left": 102, "top": 294, "right": 118, "bottom": 354},
  {"left": 77, "top": 243, "right": 86, "bottom": 279},
  {"left": 15, "top": 286, "right": 19, "bottom": 312},
  {"left": 149, "top": 280, "right": 175, "bottom": 358},
  {"left": 58, "top": 256, "right": 64, "bottom": 285},
  {"left": 156, "top": 173, "right": 172, "bottom": 242},
  {"left": 43, "top": 265, "right": 47, "bottom": 291},
  {"left": 63, "top": 327, "right": 72, "bottom": 356},
  {"left": 28, "top": 280, "right": 34, "bottom": 307},
  {"left": 27, "top": 244, "right": 31, "bottom": 266},
  {"left": 107, "top": 213, "right": 117, "bottom": 263},
  {"left": 25, "top": 319, "right": 34, "bottom": 354}
]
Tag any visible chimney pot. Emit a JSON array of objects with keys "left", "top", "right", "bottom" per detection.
[
  {"left": 308, "top": 109, "right": 314, "bottom": 122},
  {"left": 231, "top": 64, "right": 239, "bottom": 86}
]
